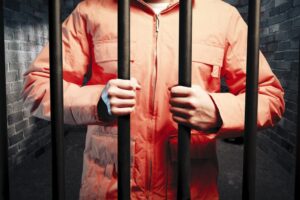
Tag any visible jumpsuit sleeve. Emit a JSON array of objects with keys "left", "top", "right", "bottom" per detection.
[
  {"left": 22, "top": 4, "right": 110, "bottom": 125},
  {"left": 209, "top": 7, "right": 285, "bottom": 138}
]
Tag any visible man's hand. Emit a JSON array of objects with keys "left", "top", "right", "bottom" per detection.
[
  {"left": 169, "top": 85, "right": 222, "bottom": 132},
  {"left": 97, "top": 78, "right": 141, "bottom": 121}
]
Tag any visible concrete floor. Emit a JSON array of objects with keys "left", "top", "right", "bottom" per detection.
[{"left": 9, "top": 130, "right": 294, "bottom": 200}]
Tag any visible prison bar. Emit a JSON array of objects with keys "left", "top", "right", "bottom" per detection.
[
  {"left": 118, "top": 0, "right": 131, "bottom": 199},
  {"left": 242, "top": 1, "right": 261, "bottom": 200},
  {"left": 49, "top": 0, "right": 65, "bottom": 199},
  {"left": 295, "top": 39, "right": 300, "bottom": 200},
  {"left": 177, "top": 0, "right": 193, "bottom": 199},
  {"left": 0, "top": 0, "right": 10, "bottom": 199}
]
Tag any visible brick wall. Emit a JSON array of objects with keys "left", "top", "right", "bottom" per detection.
[
  {"left": 4, "top": 0, "right": 80, "bottom": 166},
  {"left": 225, "top": 0, "right": 300, "bottom": 190}
]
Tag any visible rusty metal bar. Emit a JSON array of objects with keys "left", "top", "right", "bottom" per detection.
[
  {"left": 49, "top": 0, "right": 65, "bottom": 199},
  {"left": 242, "top": 1, "right": 261, "bottom": 200},
  {"left": 177, "top": 0, "right": 192, "bottom": 199},
  {"left": 118, "top": 0, "right": 131, "bottom": 199},
  {"left": 0, "top": 0, "right": 10, "bottom": 199}
]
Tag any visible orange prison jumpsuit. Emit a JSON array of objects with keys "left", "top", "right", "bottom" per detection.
[{"left": 22, "top": 0, "right": 285, "bottom": 199}]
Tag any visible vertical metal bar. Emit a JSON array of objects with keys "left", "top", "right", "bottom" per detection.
[
  {"left": 295, "top": 38, "right": 300, "bottom": 200},
  {"left": 0, "top": 0, "right": 10, "bottom": 199},
  {"left": 118, "top": 0, "right": 131, "bottom": 199},
  {"left": 242, "top": 1, "right": 261, "bottom": 200},
  {"left": 49, "top": 0, "right": 65, "bottom": 199},
  {"left": 177, "top": 0, "right": 192, "bottom": 199}
]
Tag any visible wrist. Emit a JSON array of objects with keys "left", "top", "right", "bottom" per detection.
[
  {"left": 97, "top": 95, "right": 116, "bottom": 122},
  {"left": 209, "top": 93, "right": 223, "bottom": 132}
]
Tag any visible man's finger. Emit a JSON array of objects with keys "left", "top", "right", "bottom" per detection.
[
  {"left": 110, "top": 98, "right": 136, "bottom": 108},
  {"left": 108, "top": 87, "right": 136, "bottom": 99},
  {"left": 169, "top": 97, "right": 196, "bottom": 109},
  {"left": 169, "top": 85, "right": 192, "bottom": 97},
  {"left": 170, "top": 106, "right": 192, "bottom": 118},
  {"left": 110, "top": 78, "right": 141, "bottom": 90}
]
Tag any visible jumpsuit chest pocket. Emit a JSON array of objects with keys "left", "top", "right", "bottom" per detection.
[
  {"left": 191, "top": 44, "right": 225, "bottom": 92},
  {"left": 94, "top": 40, "right": 136, "bottom": 75}
]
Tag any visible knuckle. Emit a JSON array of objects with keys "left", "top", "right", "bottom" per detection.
[
  {"left": 108, "top": 79, "right": 116, "bottom": 85},
  {"left": 107, "top": 87, "right": 115, "bottom": 97},
  {"left": 109, "top": 98, "right": 117, "bottom": 106},
  {"left": 131, "top": 91, "right": 136, "bottom": 98},
  {"left": 188, "top": 118, "right": 195, "bottom": 125},
  {"left": 190, "top": 88, "right": 196, "bottom": 96},
  {"left": 171, "top": 87, "right": 176, "bottom": 94},
  {"left": 132, "top": 99, "right": 136, "bottom": 105},
  {"left": 189, "top": 98, "right": 197, "bottom": 108}
]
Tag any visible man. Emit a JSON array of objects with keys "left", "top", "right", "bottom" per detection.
[{"left": 22, "top": 0, "right": 285, "bottom": 199}]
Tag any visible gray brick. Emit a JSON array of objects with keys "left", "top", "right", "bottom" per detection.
[
  {"left": 293, "top": 17, "right": 300, "bottom": 28},
  {"left": 36, "top": 120, "right": 50, "bottom": 129},
  {"left": 288, "top": 6, "right": 300, "bottom": 18},
  {"left": 278, "top": 41, "right": 291, "bottom": 51},
  {"left": 285, "top": 51, "right": 299, "bottom": 60},
  {"left": 286, "top": 80, "right": 298, "bottom": 91},
  {"left": 279, "top": 20, "right": 292, "bottom": 31},
  {"left": 269, "top": 24, "right": 280, "bottom": 33},
  {"left": 7, "top": 111, "right": 23, "bottom": 125},
  {"left": 8, "top": 145, "right": 19, "bottom": 156},
  {"left": 278, "top": 118, "right": 297, "bottom": 132},
  {"left": 9, "top": 62, "right": 23, "bottom": 71},
  {"left": 290, "top": 27, "right": 300, "bottom": 39},
  {"left": 285, "top": 89, "right": 298, "bottom": 101},
  {"left": 15, "top": 120, "right": 28, "bottom": 132},
  {"left": 9, "top": 132, "right": 24, "bottom": 146},
  {"left": 7, "top": 42, "right": 20, "bottom": 51},
  {"left": 267, "top": 42, "right": 278, "bottom": 51},
  {"left": 23, "top": 124, "right": 38, "bottom": 138},
  {"left": 280, "top": 138, "right": 294, "bottom": 154},
  {"left": 274, "top": 31, "right": 290, "bottom": 41},
  {"left": 268, "top": 12, "right": 288, "bottom": 25},
  {"left": 294, "top": 0, "right": 300, "bottom": 7},
  {"left": 18, "top": 136, "right": 36, "bottom": 151},
  {"left": 288, "top": 133, "right": 296, "bottom": 146},
  {"left": 9, "top": 81, "right": 23, "bottom": 94},
  {"left": 285, "top": 100, "right": 297, "bottom": 112},
  {"left": 7, "top": 126, "right": 16, "bottom": 136},
  {"left": 11, "top": 101, "right": 23, "bottom": 117},
  {"left": 290, "top": 39, "right": 299, "bottom": 49},
  {"left": 28, "top": 116, "right": 40, "bottom": 126},
  {"left": 7, "top": 104, "right": 13, "bottom": 115},
  {"left": 278, "top": 2, "right": 293, "bottom": 12},
  {"left": 4, "top": 1, "right": 21, "bottom": 11},
  {"left": 6, "top": 92, "right": 22, "bottom": 103},
  {"left": 22, "top": 109, "right": 31, "bottom": 118},
  {"left": 6, "top": 71, "right": 19, "bottom": 82},
  {"left": 275, "top": 0, "right": 289, "bottom": 7},
  {"left": 274, "top": 52, "right": 285, "bottom": 60}
]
